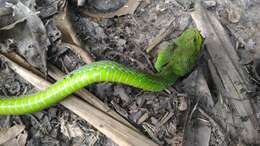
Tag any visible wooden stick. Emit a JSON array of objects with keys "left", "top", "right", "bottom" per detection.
[
  {"left": 191, "top": 2, "right": 259, "bottom": 143},
  {"left": 4, "top": 52, "right": 45, "bottom": 78},
  {"left": 0, "top": 54, "right": 158, "bottom": 146}
]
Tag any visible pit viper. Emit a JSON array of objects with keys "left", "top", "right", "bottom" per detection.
[{"left": 0, "top": 28, "right": 203, "bottom": 115}]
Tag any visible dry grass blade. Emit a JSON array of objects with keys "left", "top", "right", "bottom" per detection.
[
  {"left": 0, "top": 54, "right": 158, "bottom": 146},
  {"left": 62, "top": 97, "right": 158, "bottom": 146}
]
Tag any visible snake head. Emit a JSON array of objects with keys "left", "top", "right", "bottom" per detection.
[{"left": 155, "top": 28, "right": 203, "bottom": 76}]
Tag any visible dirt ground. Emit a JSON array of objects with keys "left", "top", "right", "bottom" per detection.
[{"left": 0, "top": 0, "right": 260, "bottom": 146}]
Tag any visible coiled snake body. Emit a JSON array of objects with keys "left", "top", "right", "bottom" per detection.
[{"left": 0, "top": 28, "right": 203, "bottom": 115}]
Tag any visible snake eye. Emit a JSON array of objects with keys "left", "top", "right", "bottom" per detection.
[{"left": 193, "top": 37, "right": 197, "bottom": 43}]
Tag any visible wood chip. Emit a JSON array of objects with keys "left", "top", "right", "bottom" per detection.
[
  {"left": 0, "top": 125, "right": 26, "bottom": 145},
  {"left": 158, "top": 112, "right": 174, "bottom": 127},
  {"left": 137, "top": 112, "right": 149, "bottom": 124},
  {"left": 178, "top": 96, "right": 188, "bottom": 111}
]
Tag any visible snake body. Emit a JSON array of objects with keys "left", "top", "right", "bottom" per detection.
[{"left": 0, "top": 28, "right": 203, "bottom": 115}]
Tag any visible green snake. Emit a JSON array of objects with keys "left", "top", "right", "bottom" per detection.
[{"left": 0, "top": 28, "right": 203, "bottom": 115}]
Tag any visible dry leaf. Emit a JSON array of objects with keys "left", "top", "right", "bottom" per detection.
[{"left": 0, "top": 1, "right": 49, "bottom": 72}]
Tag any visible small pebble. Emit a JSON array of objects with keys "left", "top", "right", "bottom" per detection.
[
  {"left": 178, "top": 96, "right": 187, "bottom": 111},
  {"left": 77, "top": 0, "right": 86, "bottom": 6},
  {"left": 87, "top": 0, "right": 127, "bottom": 12},
  {"left": 227, "top": 6, "right": 241, "bottom": 23},
  {"left": 150, "top": 117, "right": 159, "bottom": 125},
  {"left": 117, "top": 38, "right": 126, "bottom": 47},
  {"left": 202, "top": 0, "right": 217, "bottom": 9},
  {"left": 246, "top": 39, "right": 256, "bottom": 50}
]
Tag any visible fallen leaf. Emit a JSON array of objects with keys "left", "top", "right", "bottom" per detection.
[{"left": 0, "top": 1, "right": 49, "bottom": 72}]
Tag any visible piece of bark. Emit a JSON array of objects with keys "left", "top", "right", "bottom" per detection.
[
  {"left": 182, "top": 69, "right": 226, "bottom": 146},
  {"left": 183, "top": 118, "right": 211, "bottom": 146},
  {"left": 191, "top": 2, "right": 259, "bottom": 143},
  {"left": 182, "top": 69, "right": 214, "bottom": 109}
]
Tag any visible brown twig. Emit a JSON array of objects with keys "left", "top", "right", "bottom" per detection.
[
  {"left": 54, "top": 4, "right": 82, "bottom": 47},
  {"left": 63, "top": 43, "right": 94, "bottom": 64},
  {"left": 53, "top": 4, "right": 95, "bottom": 64},
  {"left": 145, "top": 19, "right": 177, "bottom": 52},
  {"left": 3, "top": 52, "right": 46, "bottom": 78}
]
